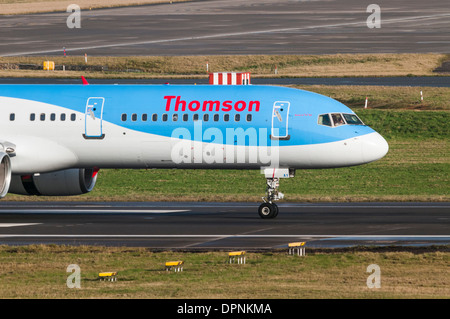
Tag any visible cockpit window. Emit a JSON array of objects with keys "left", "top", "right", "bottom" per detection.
[
  {"left": 318, "top": 113, "right": 365, "bottom": 127},
  {"left": 343, "top": 113, "right": 364, "bottom": 125},
  {"left": 318, "top": 114, "right": 332, "bottom": 126},
  {"left": 331, "top": 113, "right": 345, "bottom": 126}
]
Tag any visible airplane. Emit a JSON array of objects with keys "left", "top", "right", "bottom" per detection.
[{"left": 0, "top": 78, "right": 388, "bottom": 218}]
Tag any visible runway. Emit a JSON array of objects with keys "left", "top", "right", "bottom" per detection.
[
  {"left": 1, "top": 0, "right": 449, "bottom": 56},
  {"left": 0, "top": 202, "right": 448, "bottom": 249}
]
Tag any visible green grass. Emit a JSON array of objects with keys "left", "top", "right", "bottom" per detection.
[
  {"left": 357, "top": 109, "right": 450, "bottom": 139},
  {"left": 0, "top": 245, "right": 448, "bottom": 298},
  {"left": 295, "top": 85, "right": 450, "bottom": 111}
]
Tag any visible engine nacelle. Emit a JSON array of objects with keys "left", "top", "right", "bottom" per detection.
[
  {"left": 9, "top": 168, "right": 98, "bottom": 196},
  {"left": 0, "top": 152, "right": 12, "bottom": 198}
]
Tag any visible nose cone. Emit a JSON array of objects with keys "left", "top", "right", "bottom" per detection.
[{"left": 360, "top": 132, "right": 389, "bottom": 163}]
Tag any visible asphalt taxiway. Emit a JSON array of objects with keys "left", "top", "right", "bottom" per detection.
[
  {"left": 0, "top": 202, "right": 448, "bottom": 249},
  {"left": 1, "top": 0, "right": 449, "bottom": 56}
]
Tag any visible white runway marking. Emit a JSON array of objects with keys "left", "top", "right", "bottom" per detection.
[
  {"left": 0, "top": 209, "right": 190, "bottom": 214},
  {"left": 0, "top": 223, "right": 41, "bottom": 228}
]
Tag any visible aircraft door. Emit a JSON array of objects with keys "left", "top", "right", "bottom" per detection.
[
  {"left": 84, "top": 97, "right": 105, "bottom": 139},
  {"left": 271, "top": 101, "right": 290, "bottom": 140}
]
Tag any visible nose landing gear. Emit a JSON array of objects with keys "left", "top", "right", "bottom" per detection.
[{"left": 258, "top": 168, "right": 294, "bottom": 219}]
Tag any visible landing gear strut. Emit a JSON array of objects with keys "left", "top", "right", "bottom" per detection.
[{"left": 258, "top": 168, "right": 294, "bottom": 219}]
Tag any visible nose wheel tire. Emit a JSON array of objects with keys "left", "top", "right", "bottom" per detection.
[{"left": 258, "top": 203, "right": 278, "bottom": 219}]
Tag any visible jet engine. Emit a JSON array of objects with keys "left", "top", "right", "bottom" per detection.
[
  {"left": 0, "top": 152, "right": 12, "bottom": 198},
  {"left": 9, "top": 168, "right": 98, "bottom": 196}
]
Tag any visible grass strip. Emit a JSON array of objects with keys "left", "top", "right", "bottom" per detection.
[
  {"left": 1, "top": 53, "right": 447, "bottom": 78},
  {"left": 0, "top": 0, "right": 189, "bottom": 15},
  {"left": 0, "top": 245, "right": 448, "bottom": 299},
  {"left": 294, "top": 85, "right": 450, "bottom": 111}
]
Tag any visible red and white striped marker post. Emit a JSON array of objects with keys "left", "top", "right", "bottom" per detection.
[{"left": 209, "top": 72, "right": 251, "bottom": 85}]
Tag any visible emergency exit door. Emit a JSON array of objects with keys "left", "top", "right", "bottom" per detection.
[
  {"left": 271, "top": 101, "right": 290, "bottom": 140},
  {"left": 84, "top": 97, "right": 105, "bottom": 139}
]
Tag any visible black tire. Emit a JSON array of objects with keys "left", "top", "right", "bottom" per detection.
[
  {"left": 272, "top": 203, "right": 279, "bottom": 218},
  {"left": 258, "top": 203, "right": 278, "bottom": 219}
]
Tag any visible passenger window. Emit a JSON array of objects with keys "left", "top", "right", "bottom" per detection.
[
  {"left": 142, "top": 114, "right": 148, "bottom": 122},
  {"left": 40, "top": 113, "right": 45, "bottom": 121},
  {"left": 173, "top": 114, "right": 178, "bottom": 122},
  {"left": 61, "top": 114, "right": 66, "bottom": 121},
  {"left": 152, "top": 114, "right": 157, "bottom": 121},
  {"left": 50, "top": 113, "right": 56, "bottom": 121},
  {"left": 246, "top": 114, "right": 252, "bottom": 122},
  {"left": 30, "top": 113, "right": 35, "bottom": 121},
  {"left": 121, "top": 114, "right": 127, "bottom": 121},
  {"left": 183, "top": 114, "right": 189, "bottom": 122},
  {"left": 235, "top": 114, "right": 240, "bottom": 122},
  {"left": 203, "top": 114, "right": 209, "bottom": 122},
  {"left": 318, "top": 114, "right": 332, "bottom": 127},
  {"left": 213, "top": 114, "right": 219, "bottom": 122},
  {"left": 71, "top": 113, "right": 76, "bottom": 121},
  {"left": 162, "top": 114, "right": 168, "bottom": 121},
  {"left": 331, "top": 113, "right": 345, "bottom": 126},
  {"left": 9, "top": 113, "right": 15, "bottom": 121},
  {"left": 193, "top": 114, "right": 199, "bottom": 121},
  {"left": 224, "top": 114, "right": 230, "bottom": 122},
  {"left": 131, "top": 114, "right": 137, "bottom": 122}
]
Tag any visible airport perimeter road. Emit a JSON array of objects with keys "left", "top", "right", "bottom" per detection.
[
  {"left": 1, "top": 0, "right": 449, "bottom": 56},
  {"left": 0, "top": 202, "right": 448, "bottom": 249}
]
